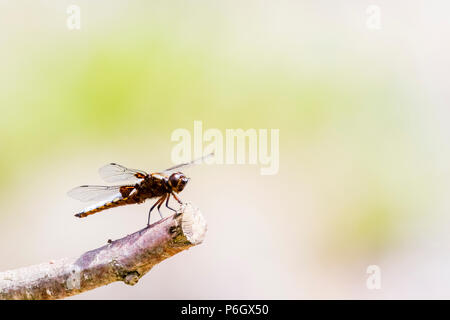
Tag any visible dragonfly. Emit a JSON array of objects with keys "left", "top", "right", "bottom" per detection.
[{"left": 68, "top": 154, "right": 212, "bottom": 226}]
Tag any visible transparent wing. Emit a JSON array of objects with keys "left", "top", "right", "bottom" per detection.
[
  {"left": 67, "top": 185, "right": 123, "bottom": 202},
  {"left": 98, "top": 163, "right": 148, "bottom": 183},
  {"left": 162, "top": 152, "right": 214, "bottom": 174}
]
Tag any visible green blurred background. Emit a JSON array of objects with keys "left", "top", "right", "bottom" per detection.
[{"left": 1, "top": 0, "right": 449, "bottom": 299}]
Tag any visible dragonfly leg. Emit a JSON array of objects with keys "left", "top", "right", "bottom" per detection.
[
  {"left": 171, "top": 192, "right": 183, "bottom": 205},
  {"left": 147, "top": 196, "right": 164, "bottom": 226},
  {"left": 157, "top": 194, "right": 167, "bottom": 219},
  {"left": 165, "top": 194, "right": 177, "bottom": 212}
]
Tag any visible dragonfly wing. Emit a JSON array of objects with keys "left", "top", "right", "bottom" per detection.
[
  {"left": 67, "top": 185, "right": 124, "bottom": 202},
  {"left": 162, "top": 152, "right": 214, "bottom": 174},
  {"left": 99, "top": 163, "right": 148, "bottom": 183}
]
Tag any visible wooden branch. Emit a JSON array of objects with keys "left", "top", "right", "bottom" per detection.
[{"left": 0, "top": 203, "right": 207, "bottom": 300}]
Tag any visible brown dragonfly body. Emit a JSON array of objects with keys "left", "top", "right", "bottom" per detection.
[
  {"left": 68, "top": 155, "right": 210, "bottom": 225},
  {"left": 73, "top": 173, "right": 184, "bottom": 219}
]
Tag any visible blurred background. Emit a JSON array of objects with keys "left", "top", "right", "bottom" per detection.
[{"left": 0, "top": 0, "right": 450, "bottom": 299}]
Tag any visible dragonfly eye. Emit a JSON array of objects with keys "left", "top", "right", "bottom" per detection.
[{"left": 169, "top": 172, "right": 189, "bottom": 192}]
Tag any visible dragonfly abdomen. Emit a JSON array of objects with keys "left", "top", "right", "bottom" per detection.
[{"left": 75, "top": 194, "right": 137, "bottom": 218}]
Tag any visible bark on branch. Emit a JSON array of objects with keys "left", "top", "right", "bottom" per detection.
[{"left": 0, "top": 203, "right": 207, "bottom": 300}]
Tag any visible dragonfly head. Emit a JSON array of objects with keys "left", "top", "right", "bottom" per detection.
[{"left": 168, "top": 172, "right": 190, "bottom": 193}]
